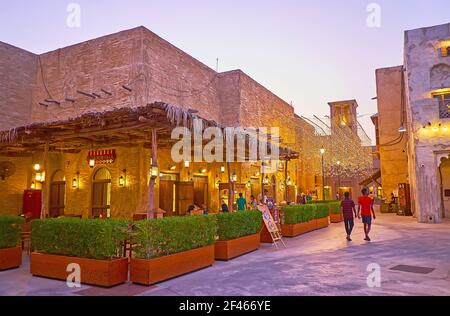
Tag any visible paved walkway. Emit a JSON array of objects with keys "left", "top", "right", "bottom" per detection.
[{"left": 1, "top": 214, "right": 450, "bottom": 296}]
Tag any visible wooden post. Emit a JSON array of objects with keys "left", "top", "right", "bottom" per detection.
[
  {"left": 285, "top": 160, "right": 289, "bottom": 203},
  {"left": 41, "top": 142, "right": 49, "bottom": 220},
  {"left": 227, "top": 162, "right": 233, "bottom": 212},
  {"left": 147, "top": 129, "right": 158, "bottom": 219}
]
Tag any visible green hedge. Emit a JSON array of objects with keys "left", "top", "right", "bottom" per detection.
[
  {"left": 315, "top": 203, "right": 330, "bottom": 219},
  {"left": 328, "top": 202, "right": 342, "bottom": 215},
  {"left": 0, "top": 216, "right": 24, "bottom": 249},
  {"left": 134, "top": 215, "right": 217, "bottom": 259},
  {"left": 216, "top": 211, "right": 262, "bottom": 241},
  {"left": 308, "top": 200, "right": 340, "bottom": 204},
  {"left": 283, "top": 204, "right": 317, "bottom": 225},
  {"left": 31, "top": 218, "right": 128, "bottom": 260}
]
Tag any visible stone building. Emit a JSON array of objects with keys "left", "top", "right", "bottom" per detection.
[
  {"left": 374, "top": 22, "right": 450, "bottom": 222},
  {"left": 0, "top": 27, "right": 315, "bottom": 219},
  {"left": 0, "top": 26, "right": 372, "bottom": 219}
]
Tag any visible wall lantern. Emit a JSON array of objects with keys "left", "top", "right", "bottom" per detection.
[
  {"left": 119, "top": 169, "right": 127, "bottom": 187},
  {"left": 231, "top": 171, "right": 237, "bottom": 183},
  {"left": 150, "top": 165, "right": 159, "bottom": 179},
  {"left": 220, "top": 165, "right": 226, "bottom": 173},
  {"left": 184, "top": 161, "right": 190, "bottom": 168},
  {"left": 255, "top": 172, "right": 260, "bottom": 177},
  {"left": 89, "top": 158, "right": 95, "bottom": 169},
  {"left": 201, "top": 168, "right": 208, "bottom": 174},
  {"left": 216, "top": 177, "right": 221, "bottom": 189},
  {"left": 281, "top": 183, "right": 285, "bottom": 191},
  {"left": 33, "top": 164, "right": 41, "bottom": 171},
  {"left": 35, "top": 172, "right": 43, "bottom": 182},
  {"left": 287, "top": 177, "right": 292, "bottom": 186},
  {"left": 246, "top": 180, "right": 252, "bottom": 189},
  {"left": 320, "top": 147, "right": 326, "bottom": 155},
  {"left": 31, "top": 181, "right": 36, "bottom": 190},
  {"left": 170, "top": 164, "right": 177, "bottom": 171},
  {"left": 263, "top": 176, "right": 270, "bottom": 185},
  {"left": 72, "top": 172, "right": 80, "bottom": 189}
]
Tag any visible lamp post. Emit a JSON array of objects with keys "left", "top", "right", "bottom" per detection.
[
  {"left": 320, "top": 147, "right": 325, "bottom": 200},
  {"left": 337, "top": 161, "right": 341, "bottom": 199}
]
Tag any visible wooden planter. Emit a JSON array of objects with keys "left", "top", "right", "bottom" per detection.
[
  {"left": 30, "top": 253, "right": 128, "bottom": 287},
  {"left": 0, "top": 247, "right": 22, "bottom": 271},
  {"left": 130, "top": 245, "right": 214, "bottom": 286},
  {"left": 281, "top": 221, "right": 316, "bottom": 237},
  {"left": 330, "top": 213, "right": 344, "bottom": 223},
  {"left": 215, "top": 233, "right": 260, "bottom": 261},
  {"left": 260, "top": 225, "right": 275, "bottom": 243},
  {"left": 316, "top": 217, "right": 330, "bottom": 230}
]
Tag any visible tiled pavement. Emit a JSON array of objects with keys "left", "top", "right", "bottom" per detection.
[{"left": 1, "top": 214, "right": 449, "bottom": 296}]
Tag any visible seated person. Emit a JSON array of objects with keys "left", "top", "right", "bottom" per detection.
[
  {"left": 186, "top": 205, "right": 196, "bottom": 216},
  {"left": 221, "top": 203, "right": 229, "bottom": 213}
]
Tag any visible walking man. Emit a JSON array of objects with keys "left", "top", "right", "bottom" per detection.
[
  {"left": 358, "top": 188, "right": 376, "bottom": 242},
  {"left": 341, "top": 192, "right": 357, "bottom": 241}
]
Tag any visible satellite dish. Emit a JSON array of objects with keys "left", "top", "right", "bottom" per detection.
[{"left": 0, "top": 162, "right": 16, "bottom": 180}]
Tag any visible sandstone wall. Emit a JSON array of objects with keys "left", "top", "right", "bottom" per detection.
[
  {"left": 375, "top": 66, "right": 409, "bottom": 198},
  {"left": 404, "top": 23, "right": 450, "bottom": 222},
  {"left": 0, "top": 42, "right": 37, "bottom": 130}
]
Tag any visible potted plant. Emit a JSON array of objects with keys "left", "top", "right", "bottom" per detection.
[
  {"left": 0, "top": 216, "right": 24, "bottom": 271},
  {"left": 315, "top": 203, "right": 330, "bottom": 229},
  {"left": 329, "top": 201, "right": 343, "bottom": 223},
  {"left": 215, "top": 211, "right": 262, "bottom": 261},
  {"left": 281, "top": 205, "right": 316, "bottom": 237},
  {"left": 30, "top": 218, "right": 129, "bottom": 287},
  {"left": 130, "top": 215, "right": 216, "bottom": 286}
]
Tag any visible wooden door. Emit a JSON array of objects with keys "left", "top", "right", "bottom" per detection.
[
  {"left": 49, "top": 182, "right": 65, "bottom": 218},
  {"left": 177, "top": 182, "right": 194, "bottom": 216},
  {"left": 160, "top": 180, "right": 176, "bottom": 216},
  {"left": 194, "top": 176, "right": 208, "bottom": 208},
  {"left": 92, "top": 181, "right": 111, "bottom": 218}
]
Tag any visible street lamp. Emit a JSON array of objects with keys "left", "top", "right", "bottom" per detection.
[
  {"left": 337, "top": 161, "right": 341, "bottom": 198},
  {"left": 320, "top": 147, "right": 325, "bottom": 200}
]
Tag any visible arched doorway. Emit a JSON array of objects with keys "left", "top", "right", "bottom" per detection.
[
  {"left": 439, "top": 156, "right": 450, "bottom": 219},
  {"left": 49, "top": 170, "right": 65, "bottom": 218},
  {"left": 92, "top": 168, "right": 112, "bottom": 218}
]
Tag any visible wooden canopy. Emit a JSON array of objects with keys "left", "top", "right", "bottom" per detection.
[{"left": 0, "top": 102, "right": 298, "bottom": 160}]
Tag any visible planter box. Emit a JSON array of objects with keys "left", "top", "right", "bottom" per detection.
[
  {"left": 316, "top": 217, "right": 330, "bottom": 230},
  {"left": 330, "top": 213, "right": 344, "bottom": 223},
  {"left": 0, "top": 247, "right": 22, "bottom": 271},
  {"left": 130, "top": 245, "right": 214, "bottom": 286},
  {"left": 281, "top": 221, "right": 316, "bottom": 237},
  {"left": 30, "top": 253, "right": 128, "bottom": 287},
  {"left": 215, "top": 233, "right": 260, "bottom": 261},
  {"left": 260, "top": 225, "right": 275, "bottom": 243}
]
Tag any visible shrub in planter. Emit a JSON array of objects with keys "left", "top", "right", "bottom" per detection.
[
  {"left": 328, "top": 201, "right": 344, "bottom": 223},
  {"left": 281, "top": 205, "right": 317, "bottom": 237},
  {"left": 30, "top": 218, "right": 129, "bottom": 287},
  {"left": 216, "top": 211, "right": 262, "bottom": 241},
  {"left": 131, "top": 215, "right": 217, "bottom": 285},
  {"left": 215, "top": 211, "right": 262, "bottom": 260},
  {"left": 283, "top": 204, "right": 316, "bottom": 225},
  {"left": 0, "top": 216, "right": 24, "bottom": 270},
  {"left": 315, "top": 203, "right": 330, "bottom": 229}
]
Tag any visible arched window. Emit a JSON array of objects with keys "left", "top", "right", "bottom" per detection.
[{"left": 92, "top": 168, "right": 112, "bottom": 218}]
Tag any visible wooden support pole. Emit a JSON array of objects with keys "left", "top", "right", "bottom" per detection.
[
  {"left": 41, "top": 142, "right": 49, "bottom": 220},
  {"left": 285, "top": 160, "right": 289, "bottom": 203},
  {"left": 227, "top": 162, "right": 233, "bottom": 212},
  {"left": 147, "top": 129, "right": 158, "bottom": 219}
]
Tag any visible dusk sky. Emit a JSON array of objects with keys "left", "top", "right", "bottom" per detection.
[{"left": 1, "top": 0, "right": 450, "bottom": 143}]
